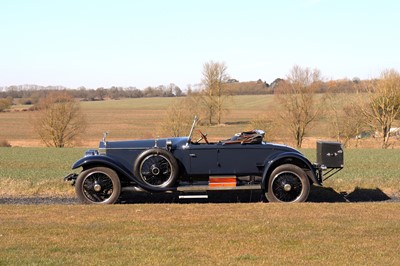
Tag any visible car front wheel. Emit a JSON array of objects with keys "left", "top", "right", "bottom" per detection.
[
  {"left": 75, "top": 167, "right": 121, "bottom": 204},
  {"left": 265, "top": 164, "right": 310, "bottom": 203}
]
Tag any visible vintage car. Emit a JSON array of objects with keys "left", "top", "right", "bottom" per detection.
[{"left": 64, "top": 117, "right": 343, "bottom": 204}]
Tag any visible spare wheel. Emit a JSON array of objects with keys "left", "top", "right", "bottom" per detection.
[{"left": 133, "top": 148, "right": 179, "bottom": 189}]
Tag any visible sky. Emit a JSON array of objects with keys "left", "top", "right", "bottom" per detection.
[{"left": 0, "top": 0, "right": 399, "bottom": 90}]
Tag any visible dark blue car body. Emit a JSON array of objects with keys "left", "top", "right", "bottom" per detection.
[{"left": 65, "top": 119, "right": 343, "bottom": 204}]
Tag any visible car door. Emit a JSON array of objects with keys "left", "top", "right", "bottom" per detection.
[
  {"left": 186, "top": 143, "right": 219, "bottom": 175},
  {"left": 216, "top": 143, "right": 266, "bottom": 176}
]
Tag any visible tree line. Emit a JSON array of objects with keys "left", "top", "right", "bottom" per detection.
[
  {"left": 1, "top": 75, "right": 370, "bottom": 107},
  {"left": 0, "top": 84, "right": 183, "bottom": 106}
]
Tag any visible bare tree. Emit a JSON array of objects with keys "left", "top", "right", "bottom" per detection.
[
  {"left": 248, "top": 114, "right": 276, "bottom": 142},
  {"left": 360, "top": 69, "right": 400, "bottom": 148},
  {"left": 341, "top": 104, "right": 370, "bottom": 147},
  {"left": 33, "top": 92, "right": 87, "bottom": 147},
  {"left": 0, "top": 97, "right": 12, "bottom": 112},
  {"left": 96, "top": 87, "right": 107, "bottom": 100},
  {"left": 201, "top": 61, "right": 230, "bottom": 125},
  {"left": 275, "top": 65, "right": 323, "bottom": 148},
  {"left": 160, "top": 96, "right": 200, "bottom": 137},
  {"left": 326, "top": 93, "right": 368, "bottom": 147}
]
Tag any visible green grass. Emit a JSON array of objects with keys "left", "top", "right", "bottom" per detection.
[
  {"left": 1, "top": 95, "right": 399, "bottom": 265},
  {"left": 0, "top": 204, "right": 399, "bottom": 265},
  {"left": 0, "top": 148, "right": 85, "bottom": 196},
  {"left": 302, "top": 149, "right": 400, "bottom": 195},
  {"left": 1, "top": 146, "right": 399, "bottom": 265},
  {"left": 0, "top": 147, "right": 399, "bottom": 197}
]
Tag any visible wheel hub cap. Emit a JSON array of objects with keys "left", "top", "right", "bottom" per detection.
[
  {"left": 93, "top": 182, "right": 102, "bottom": 192},
  {"left": 283, "top": 183, "right": 292, "bottom": 192},
  {"left": 151, "top": 165, "right": 160, "bottom": 175}
]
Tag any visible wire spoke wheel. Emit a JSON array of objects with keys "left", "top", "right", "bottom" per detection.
[
  {"left": 140, "top": 154, "right": 172, "bottom": 186},
  {"left": 75, "top": 167, "right": 121, "bottom": 204},
  {"left": 82, "top": 172, "right": 114, "bottom": 202},
  {"left": 271, "top": 172, "right": 303, "bottom": 202},
  {"left": 134, "top": 148, "right": 179, "bottom": 189},
  {"left": 266, "top": 164, "right": 310, "bottom": 203}
]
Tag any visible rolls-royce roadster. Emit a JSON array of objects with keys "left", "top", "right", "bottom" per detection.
[{"left": 64, "top": 117, "right": 343, "bottom": 204}]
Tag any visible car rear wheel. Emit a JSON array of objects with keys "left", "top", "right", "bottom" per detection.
[
  {"left": 134, "top": 148, "right": 179, "bottom": 189},
  {"left": 265, "top": 164, "right": 310, "bottom": 203},
  {"left": 75, "top": 167, "right": 121, "bottom": 204}
]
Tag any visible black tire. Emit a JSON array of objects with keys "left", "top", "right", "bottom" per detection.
[
  {"left": 133, "top": 148, "right": 179, "bottom": 189},
  {"left": 265, "top": 164, "right": 310, "bottom": 203},
  {"left": 75, "top": 167, "right": 121, "bottom": 204}
]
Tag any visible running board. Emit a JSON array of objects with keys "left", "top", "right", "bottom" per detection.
[
  {"left": 176, "top": 184, "right": 261, "bottom": 192},
  {"left": 122, "top": 184, "right": 262, "bottom": 194}
]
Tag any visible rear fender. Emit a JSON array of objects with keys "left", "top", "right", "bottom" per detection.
[{"left": 261, "top": 152, "right": 319, "bottom": 191}]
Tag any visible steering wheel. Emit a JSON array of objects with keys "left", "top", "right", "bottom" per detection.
[{"left": 197, "top": 130, "right": 209, "bottom": 144}]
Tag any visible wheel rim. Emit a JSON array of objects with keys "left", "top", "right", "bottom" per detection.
[
  {"left": 82, "top": 171, "right": 114, "bottom": 203},
  {"left": 271, "top": 171, "right": 303, "bottom": 202},
  {"left": 139, "top": 154, "right": 172, "bottom": 186}
]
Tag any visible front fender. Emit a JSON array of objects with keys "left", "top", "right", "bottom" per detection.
[
  {"left": 72, "top": 155, "right": 175, "bottom": 193},
  {"left": 72, "top": 155, "right": 128, "bottom": 171},
  {"left": 261, "top": 152, "right": 319, "bottom": 190},
  {"left": 72, "top": 155, "right": 136, "bottom": 184}
]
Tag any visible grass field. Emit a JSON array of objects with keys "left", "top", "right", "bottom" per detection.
[
  {"left": 0, "top": 147, "right": 85, "bottom": 197},
  {"left": 1, "top": 203, "right": 399, "bottom": 265},
  {"left": 1, "top": 95, "right": 399, "bottom": 265},
  {"left": 2, "top": 94, "right": 393, "bottom": 148}
]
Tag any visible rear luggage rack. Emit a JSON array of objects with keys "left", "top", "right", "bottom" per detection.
[{"left": 316, "top": 166, "right": 343, "bottom": 181}]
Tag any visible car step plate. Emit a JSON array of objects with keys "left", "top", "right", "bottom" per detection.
[{"left": 209, "top": 176, "right": 237, "bottom": 187}]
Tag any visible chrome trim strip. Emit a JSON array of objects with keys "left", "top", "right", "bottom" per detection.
[{"left": 99, "top": 147, "right": 150, "bottom": 151}]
